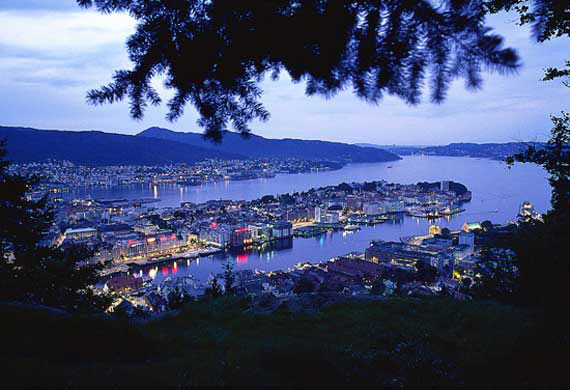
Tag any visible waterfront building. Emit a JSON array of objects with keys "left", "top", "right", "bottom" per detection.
[
  {"left": 115, "top": 239, "right": 146, "bottom": 258},
  {"left": 440, "top": 181, "right": 450, "bottom": 192},
  {"left": 248, "top": 223, "right": 273, "bottom": 242},
  {"left": 315, "top": 206, "right": 341, "bottom": 223},
  {"left": 230, "top": 226, "right": 252, "bottom": 247},
  {"left": 462, "top": 222, "right": 482, "bottom": 232},
  {"left": 64, "top": 227, "right": 97, "bottom": 241},
  {"left": 379, "top": 199, "right": 404, "bottom": 213},
  {"left": 314, "top": 207, "right": 322, "bottom": 222},
  {"left": 363, "top": 202, "right": 384, "bottom": 216},
  {"left": 272, "top": 221, "right": 293, "bottom": 239},
  {"left": 199, "top": 224, "right": 231, "bottom": 247}
]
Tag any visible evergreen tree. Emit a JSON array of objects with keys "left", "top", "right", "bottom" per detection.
[
  {"left": 486, "top": 0, "right": 570, "bottom": 86},
  {"left": 504, "top": 114, "right": 570, "bottom": 307},
  {"left": 78, "top": 0, "right": 520, "bottom": 141},
  {"left": 0, "top": 141, "right": 110, "bottom": 312},
  {"left": 222, "top": 260, "right": 235, "bottom": 295}
]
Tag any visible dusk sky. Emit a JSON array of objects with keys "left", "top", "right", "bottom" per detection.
[{"left": 0, "top": 0, "right": 568, "bottom": 145}]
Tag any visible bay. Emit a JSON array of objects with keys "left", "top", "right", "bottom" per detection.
[{"left": 69, "top": 156, "right": 551, "bottom": 283}]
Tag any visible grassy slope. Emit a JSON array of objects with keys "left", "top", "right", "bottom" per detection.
[{"left": 1, "top": 297, "right": 565, "bottom": 386}]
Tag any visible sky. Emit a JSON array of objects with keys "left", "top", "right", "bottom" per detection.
[{"left": 0, "top": 0, "right": 568, "bottom": 145}]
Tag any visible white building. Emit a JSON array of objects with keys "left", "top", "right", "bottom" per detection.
[{"left": 363, "top": 202, "right": 384, "bottom": 216}]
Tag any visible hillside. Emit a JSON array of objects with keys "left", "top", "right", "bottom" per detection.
[
  {"left": 138, "top": 127, "right": 401, "bottom": 163},
  {"left": 359, "top": 142, "right": 545, "bottom": 160},
  {"left": 0, "top": 126, "right": 243, "bottom": 166},
  {"left": 2, "top": 297, "right": 562, "bottom": 387}
]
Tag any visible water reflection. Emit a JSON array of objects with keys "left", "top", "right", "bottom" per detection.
[{"left": 73, "top": 157, "right": 549, "bottom": 283}]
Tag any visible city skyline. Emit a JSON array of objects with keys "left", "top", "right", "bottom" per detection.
[{"left": 0, "top": 0, "right": 567, "bottom": 145}]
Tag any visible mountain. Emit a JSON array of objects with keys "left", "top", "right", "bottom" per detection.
[
  {"left": 360, "top": 142, "right": 546, "bottom": 161},
  {"left": 0, "top": 126, "right": 243, "bottom": 166},
  {"left": 355, "top": 144, "right": 426, "bottom": 156},
  {"left": 137, "top": 127, "right": 400, "bottom": 163}
]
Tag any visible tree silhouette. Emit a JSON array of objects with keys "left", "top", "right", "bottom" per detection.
[
  {"left": 488, "top": 1, "right": 570, "bottom": 309},
  {"left": 486, "top": 0, "right": 570, "bottom": 86},
  {"left": 78, "top": 0, "right": 520, "bottom": 141},
  {"left": 0, "top": 141, "right": 110, "bottom": 312}
]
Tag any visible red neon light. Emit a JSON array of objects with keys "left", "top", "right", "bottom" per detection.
[
  {"left": 161, "top": 266, "right": 168, "bottom": 275},
  {"left": 210, "top": 221, "right": 218, "bottom": 228},
  {"left": 171, "top": 234, "right": 177, "bottom": 240},
  {"left": 237, "top": 254, "right": 249, "bottom": 265},
  {"left": 235, "top": 228, "right": 248, "bottom": 233},
  {"left": 128, "top": 240, "right": 139, "bottom": 245},
  {"left": 160, "top": 237, "right": 168, "bottom": 242}
]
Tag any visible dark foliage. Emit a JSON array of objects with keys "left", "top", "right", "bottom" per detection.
[
  {"left": 293, "top": 277, "right": 316, "bottom": 293},
  {"left": 507, "top": 113, "right": 570, "bottom": 218},
  {"left": 205, "top": 275, "right": 223, "bottom": 298},
  {"left": 7, "top": 297, "right": 566, "bottom": 386},
  {"left": 503, "top": 113, "right": 570, "bottom": 308},
  {"left": 167, "top": 287, "right": 194, "bottom": 310},
  {"left": 472, "top": 246, "right": 519, "bottom": 301},
  {"left": 222, "top": 260, "right": 235, "bottom": 294},
  {"left": 486, "top": 0, "right": 570, "bottom": 42},
  {"left": 361, "top": 181, "right": 377, "bottom": 192},
  {"left": 416, "top": 260, "right": 439, "bottom": 284},
  {"left": 486, "top": 0, "right": 570, "bottom": 86},
  {"left": 0, "top": 142, "right": 110, "bottom": 312},
  {"left": 79, "top": 0, "right": 520, "bottom": 141},
  {"left": 260, "top": 195, "right": 276, "bottom": 204},
  {"left": 336, "top": 182, "right": 353, "bottom": 193}
]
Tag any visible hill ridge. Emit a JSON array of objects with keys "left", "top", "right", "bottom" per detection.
[
  {"left": 0, "top": 126, "right": 243, "bottom": 166},
  {"left": 138, "top": 127, "right": 401, "bottom": 163}
]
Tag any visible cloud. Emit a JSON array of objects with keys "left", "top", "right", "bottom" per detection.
[
  {"left": 0, "top": 5, "right": 567, "bottom": 145},
  {"left": 0, "top": 9, "right": 135, "bottom": 93},
  {"left": 0, "top": 11, "right": 135, "bottom": 54}
]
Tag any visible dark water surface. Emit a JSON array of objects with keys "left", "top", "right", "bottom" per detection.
[{"left": 70, "top": 156, "right": 550, "bottom": 282}]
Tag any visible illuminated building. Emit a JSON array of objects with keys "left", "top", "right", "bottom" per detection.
[
  {"left": 429, "top": 225, "right": 442, "bottom": 236},
  {"left": 200, "top": 224, "right": 231, "bottom": 247},
  {"left": 64, "top": 227, "right": 97, "bottom": 241},
  {"left": 248, "top": 223, "right": 273, "bottom": 242},
  {"left": 230, "top": 226, "right": 252, "bottom": 247},
  {"left": 271, "top": 221, "right": 292, "bottom": 239}
]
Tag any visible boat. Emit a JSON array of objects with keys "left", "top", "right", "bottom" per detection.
[
  {"left": 344, "top": 224, "right": 360, "bottom": 231},
  {"left": 199, "top": 247, "right": 223, "bottom": 256},
  {"left": 183, "top": 252, "right": 200, "bottom": 259}
]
